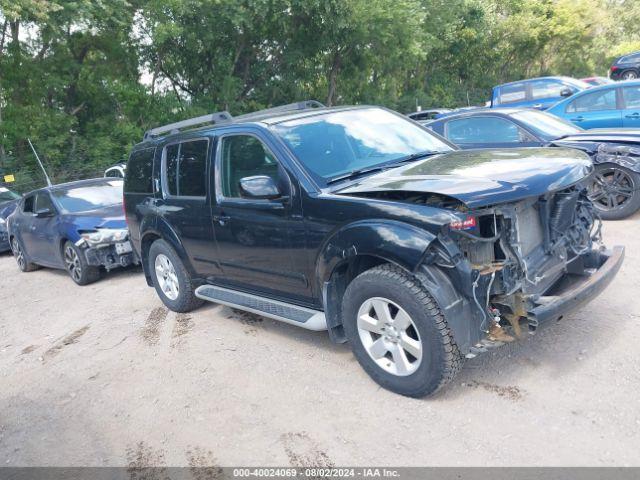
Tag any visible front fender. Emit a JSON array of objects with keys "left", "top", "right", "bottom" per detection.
[{"left": 316, "top": 220, "right": 437, "bottom": 287}]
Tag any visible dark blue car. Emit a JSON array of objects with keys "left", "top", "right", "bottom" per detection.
[
  {"left": 426, "top": 108, "right": 640, "bottom": 219},
  {"left": 0, "top": 187, "right": 21, "bottom": 252},
  {"left": 491, "top": 76, "right": 589, "bottom": 110},
  {"left": 6, "top": 177, "right": 138, "bottom": 285}
]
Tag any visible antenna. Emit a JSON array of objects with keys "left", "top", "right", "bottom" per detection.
[{"left": 27, "top": 138, "right": 52, "bottom": 187}]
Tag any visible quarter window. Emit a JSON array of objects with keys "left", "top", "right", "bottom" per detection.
[
  {"left": 567, "top": 89, "right": 617, "bottom": 113},
  {"left": 446, "top": 117, "right": 526, "bottom": 144},
  {"left": 219, "top": 135, "right": 280, "bottom": 198},
  {"left": 164, "top": 139, "right": 208, "bottom": 197},
  {"left": 125, "top": 147, "right": 155, "bottom": 193}
]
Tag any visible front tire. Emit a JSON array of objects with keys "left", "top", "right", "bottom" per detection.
[
  {"left": 342, "top": 264, "right": 463, "bottom": 398},
  {"left": 588, "top": 164, "right": 640, "bottom": 220},
  {"left": 148, "top": 239, "right": 204, "bottom": 313},
  {"left": 10, "top": 237, "right": 39, "bottom": 272},
  {"left": 63, "top": 241, "right": 100, "bottom": 285}
]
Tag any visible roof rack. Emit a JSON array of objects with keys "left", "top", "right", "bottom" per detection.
[
  {"left": 143, "top": 111, "right": 232, "bottom": 140},
  {"left": 233, "top": 100, "right": 325, "bottom": 121},
  {"left": 142, "top": 100, "right": 325, "bottom": 141}
]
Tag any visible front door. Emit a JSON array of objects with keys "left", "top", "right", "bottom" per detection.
[
  {"left": 211, "top": 132, "right": 311, "bottom": 304},
  {"left": 28, "top": 192, "right": 59, "bottom": 264}
]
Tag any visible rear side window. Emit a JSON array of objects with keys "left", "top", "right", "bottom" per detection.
[
  {"left": 499, "top": 83, "right": 526, "bottom": 104},
  {"left": 567, "top": 89, "right": 617, "bottom": 113},
  {"left": 619, "top": 53, "right": 640, "bottom": 64},
  {"left": 622, "top": 86, "right": 640, "bottom": 109},
  {"left": 163, "top": 139, "right": 208, "bottom": 197},
  {"left": 125, "top": 147, "right": 155, "bottom": 193},
  {"left": 23, "top": 195, "right": 35, "bottom": 213},
  {"left": 446, "top": 117, "right": 524, "bottom": 144}
]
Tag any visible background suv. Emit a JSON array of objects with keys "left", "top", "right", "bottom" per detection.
[
  {"left": 491, "top": 76, "right": 589, "bottom": 109},
  {"left": 610, "top": 51, "right": 640, "bottom": 80}
]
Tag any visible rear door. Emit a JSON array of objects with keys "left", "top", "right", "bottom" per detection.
[
  {"left": 621, "top": 84, "right": 640, "bottom": 127},
  {"left": 158, "top": 137, "right": 220, "bottom": 277},
  {"left": 563, "top": 87, "right": 621, "bottom": 129},
  {"left": 443, "top": 115, "right": 542, "bottom": 149}
]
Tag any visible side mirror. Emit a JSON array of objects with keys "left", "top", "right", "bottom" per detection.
[
  {"left": 34, "top": 207, "right": 54, "bottom": 218},
  {"left": 239, "top": 175, "right": 282, "bottom": 200},
  {"left": 560, "top": 87, "right": 573, "bottom": 97}
]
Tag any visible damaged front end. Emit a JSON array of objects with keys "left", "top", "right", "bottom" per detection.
[
  {"left": 421, "top": 186, "right": 624, "bottom": 358},
  {"left": 75, "top": 228, "right": 139, "bottom": 271}
]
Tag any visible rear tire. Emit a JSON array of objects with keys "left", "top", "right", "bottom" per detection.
[
  {"left": 621, "top": 70, "right": 638, "bottom": 80},
  {"left": 342, "top": 264, "right": 463, "bottom": 398},
  {"left": 148, "top": 239, "right": 204, "bottom": 313},
  {"left": 63, "top": 241, "right": 100, "bottom": 285},
  {"left": 588, "top": 164, "right": 640, "bottom": 220},
  {"left": 10, "top": 237, "right": 39, "bottom": 272}
]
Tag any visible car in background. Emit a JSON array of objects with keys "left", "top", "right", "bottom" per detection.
[
  {"left": 609, "top": 52, "right": 640, "bottom": 81},
  {"left": 491, "top": 76, "right": 589, "bottom": 110},
  {"left": 7, "top": 178, "right": 138, "bottom": 285},
  {"left": 104, "top": 163, "right": 126, "bottom": 178},
  {"left": 426, "top": 108, "right": 640, "bottom": 220},
  {"left": 0, "top": 187, "right": 21, "bottom": 252},
  {"left": 546, "top": 79, "right": 640, "bottom": 129},
  {"left": 581, "top": 76, "right": 613, "bottom": 87},
  {"left": 407, "top": 109, "right": 451, "bottom": 121}
]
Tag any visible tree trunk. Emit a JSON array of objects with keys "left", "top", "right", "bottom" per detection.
[{"left": 326, "top": 52, "right": 341, "bottom": 107}]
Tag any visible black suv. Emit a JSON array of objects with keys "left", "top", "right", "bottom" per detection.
[
  {"left": 124, "top": 101, "right": 624, "bottom": 397},
  {"left": 610, "top": 51, "right": 640, "bottom": 80}
]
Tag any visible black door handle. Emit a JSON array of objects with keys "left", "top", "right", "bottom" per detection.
[{"left": 213, "top": 215, "right": 230, "bottom": 226}]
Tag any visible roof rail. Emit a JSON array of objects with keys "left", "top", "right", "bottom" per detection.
[
  {"left": 143, "top": 111, "right": 232, "bottom": 140},
  {"left": 234, "top": 100, "right": 325, "bottom": 121}
]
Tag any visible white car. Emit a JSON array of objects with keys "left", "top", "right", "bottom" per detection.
[{"left": 104, "top": 163, "right": 126, "bottom": 178}]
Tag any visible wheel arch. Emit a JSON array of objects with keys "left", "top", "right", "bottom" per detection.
[
  {"left": 140, "top": 219, "right": 196, "bottom": 286},
  {"left": 317, "top": 220, "right": 438, "bottom": 343}
]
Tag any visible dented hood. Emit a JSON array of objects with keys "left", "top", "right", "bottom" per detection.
[{"left": 336, "top": 148, "right": 592, "bottom": 208}]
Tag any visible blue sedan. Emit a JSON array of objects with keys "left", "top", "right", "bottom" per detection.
[
  {"left": 546, "top": 80, "right": 640, "bottom": 129},
  {"left": 6, "top": 178, "right": 138, "bottom": 285}
]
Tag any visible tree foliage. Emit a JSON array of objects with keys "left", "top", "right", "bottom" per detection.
[{"left": 0, "top": 0, "right": 639, "bottom": 190}]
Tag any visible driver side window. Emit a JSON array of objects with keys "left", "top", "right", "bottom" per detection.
[
  {"left": 219, "top": 135, "right": 280, "bottom": 198},
  {"left": 445, "top": 117, "right": 531, "bottom": 144},
  {"left": 34, "top": 193, "right": 55, "bottom": 213}
]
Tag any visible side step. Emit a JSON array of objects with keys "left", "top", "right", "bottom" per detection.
[{"left": 195, "top": 285, "right": 327, "bottom": 331}]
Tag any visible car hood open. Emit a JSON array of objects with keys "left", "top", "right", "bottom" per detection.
[{"left": 335, "top": 148, "right": 592, "bottom": 208}]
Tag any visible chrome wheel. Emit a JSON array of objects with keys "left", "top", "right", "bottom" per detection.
[
  {"left": 155, "top": 254, "right": 179, "bottom": 300},
  {"left": 589, "top": 166, "right": 635, "bottom": 212},
  {"left": 64, "top": 245, "right": 82, "bottom": 282},
  {"left": 11, "top": 238, "right": 25, "bottom": 270},
  {"left": 357, "top": 297, "right": 422, "bottom": 376}
]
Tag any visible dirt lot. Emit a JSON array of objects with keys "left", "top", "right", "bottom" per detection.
[{"left": 1, "top": 212, "right": 639, "bottom": 467}]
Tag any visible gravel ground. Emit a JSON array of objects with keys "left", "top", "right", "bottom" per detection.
[{"left": 0, "top": 211, "right": 639, "bottom": 467}]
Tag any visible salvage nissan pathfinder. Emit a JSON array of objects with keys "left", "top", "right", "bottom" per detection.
[{"left": 123, "top": 101, "right": 624, "bottom": 397}]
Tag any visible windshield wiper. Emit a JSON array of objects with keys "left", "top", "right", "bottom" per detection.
[
  {"left": 326, "top": 165, "right": 389, "bottom": 185},
  {"left": 326, "top": 151, "right": 443, "bottom": 185}
]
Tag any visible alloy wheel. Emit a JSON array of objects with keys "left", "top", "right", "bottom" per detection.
[
  {"left": 11, "top": 238, "right": 25, "bottom": 270},
  {"left": 356, "top": 297, "right": 423, "bottom": 376},
  {"left": 622, "top": 71, "right": 638, "bottom": 80},
  {"left": 588, "top": 166, "right": 635, "bottom": 212},
  {"left": 155, "top": 254, "right": 180, "bottom": 300},
  {"left": 64, "top": 245, "right": 83, "bottom": 282}
]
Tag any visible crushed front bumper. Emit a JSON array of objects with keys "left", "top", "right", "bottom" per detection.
[
  {"left": 83, "top": 243, "right": 140, "bottom": 271},
  {"left": 528, "top": 246, "right": 625, "bottom": 324}
]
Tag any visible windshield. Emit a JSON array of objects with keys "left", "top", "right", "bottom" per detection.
[
  {"left": 52, "top": 181, "right": 123, "bottom": 213},
  {"left": 0, "top": 187, "right": 20, "bottom": 203},
  {"left": 510, "top": 109, "right": 582, "bottom": 139},
  {"left": 271, "top": 107, "right": 454, "bottom": 184}
]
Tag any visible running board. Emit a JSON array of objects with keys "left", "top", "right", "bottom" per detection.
[{"left": 195, "top": 285, "right": 327, "bottom": 331}]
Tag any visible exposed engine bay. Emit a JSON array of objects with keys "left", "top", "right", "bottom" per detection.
[{"left": 424, "top": 186, "right": 611, "bottom": 356}]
